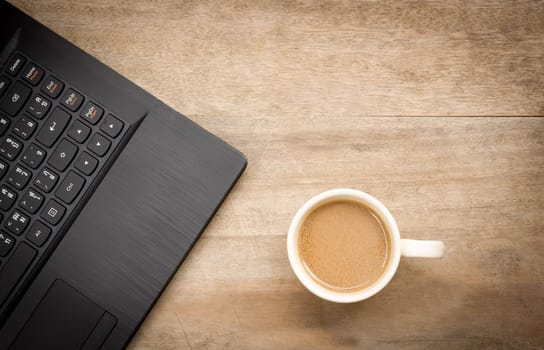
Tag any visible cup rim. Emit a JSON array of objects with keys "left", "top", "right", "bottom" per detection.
[{"left": 287, "top": 188, "right": 401, "bottom": 303}]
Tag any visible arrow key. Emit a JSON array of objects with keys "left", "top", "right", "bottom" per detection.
[
  {"left": 67, "top": 120, "right": 90, "bottom": 144},
  {"left": 100, "top": 114, "right": 124, "bottom": 138},
  {"left": 88, "top": 133, "right": 110, "bottom": 157},
  {"left": 74, "top": 151, "right": 98, "bottom": 175}
]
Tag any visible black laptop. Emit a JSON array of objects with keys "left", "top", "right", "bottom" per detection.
[{"left": 0, "top": 2, "right": 247, "bottom": 349}]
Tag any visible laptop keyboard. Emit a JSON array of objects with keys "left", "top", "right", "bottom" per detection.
[{"left": 0, "top": 52, "right": 128, "bottom": 312}]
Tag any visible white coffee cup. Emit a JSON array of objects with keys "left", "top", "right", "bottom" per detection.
[{"left": 287, "top": 189, "right": 444, "bottom": 303}]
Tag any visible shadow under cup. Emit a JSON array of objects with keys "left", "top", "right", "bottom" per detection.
[{"left": 287, "top": 190, "right": 402, "bottom": 303}]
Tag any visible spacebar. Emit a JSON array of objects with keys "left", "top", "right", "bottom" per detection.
[{"left": 0, "top": 242, "right": 36, "bottom": 306}]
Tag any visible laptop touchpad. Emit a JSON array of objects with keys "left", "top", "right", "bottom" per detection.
[{"left": 10, "top": 279, "right": 117, "bottom": 350}]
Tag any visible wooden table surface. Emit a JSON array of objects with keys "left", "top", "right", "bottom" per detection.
[{"left": 10, "top": 1, "right": 544, "bottom": 349}]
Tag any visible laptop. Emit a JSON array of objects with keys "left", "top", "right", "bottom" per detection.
[{"left": 0, "top": 2, "right": 247, "bottom": 349}]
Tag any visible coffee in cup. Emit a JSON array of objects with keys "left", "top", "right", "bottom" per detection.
[
  {"left": 287, "top": 189, "right": 444, "bottom": 303},
  {"left": 298, "top": 199, "right": 390, "bottom": 293}
]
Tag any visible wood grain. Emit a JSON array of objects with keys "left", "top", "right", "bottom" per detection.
[{"left": 8, "top": 0, "right": 544, "bottom": 349}]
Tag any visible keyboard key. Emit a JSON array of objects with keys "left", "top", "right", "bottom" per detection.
[
  {"left": 0, "top": 231, "right": 15, "bottom": 257},
  {"left": 0, "top": 76, "right": 10, "bottom": 98},
  {"left": 88, "top": 133, "right": 110, "bottom": 157},
  {"left": 21, "top": 143, "right": 46, "bottom": 169},
  {"left": 0, "top": 160, "right": 8, "bottom": 179},
  {"left": 26, "top": 94, "right": 51, "bottom": 119},
  {"left": 36, "top": 107, "right": 71, "bottom": 147},
  {"left": 74, "top": 151, "right": 98, "bottom": 175},
  {"left": 48, "top": 139, "right": 78, "bottom": 172},
  {"left": 41, "top": 75, "right": 64, "bottom": 99},
  {"left": 34, "top": 167, "right": 58, "bottom": 193},
  {"left": 12, "top": 115, "right": 37, "bottom": 140},
  {"left": 56, "top": 171, "right": 85, "bottom": 204},
  {"left": 67, "top": 120, "right": 90, "bottom": 143},
  {"left": 20, "top": 188, "right": 44, "bottom": 214},
  {"left": 0, "top": 136, "right": 23, "bottom": 160},
  {"left": 6, "top": 54, "right": 26, "bottom": 76},
  {"left": 0, "top": 115, "right": 10, "bottom": 136},
  {"left": 21, "top": 63, "right": 44, "bottom": 86},
  {"left": 0, "top": 242, "right": 36, "bottom": 306},
  {"left": 7, "top": 164, "right": 32, "bottom": 190},
  {"left": 40, "top": 199, "right": 65, "bottom": 225},
  {"left": 80, "top": 101, "right": 103, "bottom": 124},
  {"left": 26, "top": 221, "right": 51, "bottom": 247},
  {"left": 0, "top": 81, "right": 32, "bottom": 116},
  {"left": 100, "top": 114, "right": 123, "bottom": 138},
  {"left": 0, "top": 186, "right": 17, "bottom": 211},
  {"left": 5, "top": 209, "right": 29, "bottom": 235},
  {"left": 61, "top": 88, "right": 84, "bottom": 111}
]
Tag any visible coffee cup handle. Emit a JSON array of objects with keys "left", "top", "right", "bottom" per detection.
[{"left": 400, "top": 239, "right": 444, "bottom": 258}]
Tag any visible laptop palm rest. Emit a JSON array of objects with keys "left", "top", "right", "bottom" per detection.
[{"left": 9, "top": 280, "right": 117, "bottom": 350}]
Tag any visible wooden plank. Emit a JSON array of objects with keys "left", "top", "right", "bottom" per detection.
[{"left": 10, "top": 0, "right": 544, "bottom": 118}]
